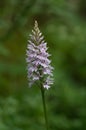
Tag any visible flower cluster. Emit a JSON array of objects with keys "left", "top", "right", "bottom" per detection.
[{"left": 26, "top": 21, "right": 53, "bottom": 89}]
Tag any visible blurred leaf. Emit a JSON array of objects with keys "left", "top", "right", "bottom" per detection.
[{"left": 0, "top": 44, "right": 10, "bottom": 56}]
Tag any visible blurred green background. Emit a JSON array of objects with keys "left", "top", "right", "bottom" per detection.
[{"left": 0, "top": 0, "right": 86, "bottom": 130}]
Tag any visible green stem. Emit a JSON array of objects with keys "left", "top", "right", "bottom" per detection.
[{"left": 40, "top": 86, "right": 49, "bottom": 130}]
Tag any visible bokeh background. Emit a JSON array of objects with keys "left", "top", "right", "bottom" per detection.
[{"left": 0, "top": 0, "right": 86, "bottom": 130}]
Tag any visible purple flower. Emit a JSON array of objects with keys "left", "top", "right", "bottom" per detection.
[{"left": 26, "top": 21, "right": 54, "bottom": 89}]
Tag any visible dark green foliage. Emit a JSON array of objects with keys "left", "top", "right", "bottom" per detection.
[{"left": 0, "top": 0, "right": 86, "bottom": 130}]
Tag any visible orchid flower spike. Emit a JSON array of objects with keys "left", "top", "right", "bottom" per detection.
[{"left": 26, "top": 21, "right": 54, "bottom": 89}]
